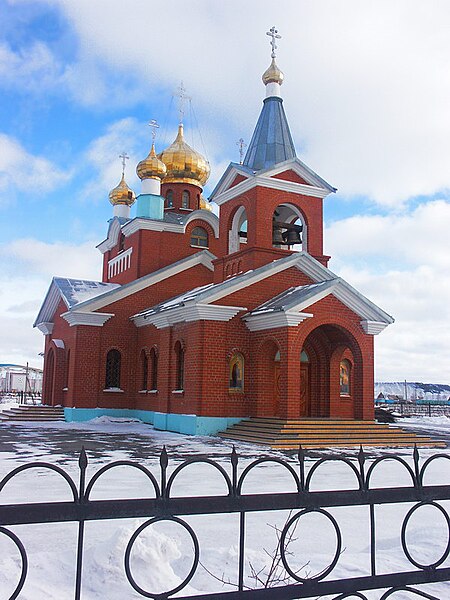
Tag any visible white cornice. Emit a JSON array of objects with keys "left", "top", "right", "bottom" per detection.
[
  {"left": 183, "top": 210, "right": 219, "bottom": 237},
  {"left": 97, "top": 218, "right": 123, "bottom": 253},
  {"left": 123, "top": 218, "right": 183, "bottom": 236},
  {"left": 133, "top": 302, "right": 245, "bottom": 329},
  {"left": 243, "top": 311, "right": 313, "bottom": 332},
  {"left": 61, "top": 311, "right": 114, "bottom": 327},
  {"left": 212, "top": 175, "right": 329, "bottom": 206},
  {"left": 361, "top": 320, "right": 390, "bottom": 335},
  {"left": 36, "top": 322, "right": 54, "bottom": 335}
]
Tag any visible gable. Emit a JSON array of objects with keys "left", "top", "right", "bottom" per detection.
[
  {"left": 270, "top": 169, "right": 309, "bottom": 185},
  {"left": 230, "top": 174, "right": 248, "bottom": 188}
]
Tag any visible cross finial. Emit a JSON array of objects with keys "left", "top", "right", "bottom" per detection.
[
  {"left": 236, "top": 138, "right": 247, "bottom": 164},
  {"left": 266, "top": 26, "right": 281, "bottom": 59},
  {"left": 174, "top": 81, "right": 191, "bottom": 124},
  {"left": 119, "top": 152, "right": 129, "bottom": 176},
  {"left": 148, "top": 119, "right": 160, "bottom": 142}
]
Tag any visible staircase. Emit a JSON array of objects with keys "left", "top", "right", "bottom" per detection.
[
  {"left": 0, "top": 405, "right": 65, "bottom": 422},
  {"left": 217, "top": 417, "right": 445, "bottom": 449}
]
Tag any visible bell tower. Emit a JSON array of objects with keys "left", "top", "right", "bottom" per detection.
[{"left": 210, "top": 27, "right": 336, "bottom": 281}]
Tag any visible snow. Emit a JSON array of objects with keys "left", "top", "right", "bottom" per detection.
[{"left": 0, "top": 418, "right": 450, "bottom": 599}]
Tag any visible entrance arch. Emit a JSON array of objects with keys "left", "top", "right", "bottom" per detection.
[
  {"left": 43, "top": 348, "right": 55, "bottom": 406},
  {"left": 300, "top": 324, "right": 363, "bottom": 419}
]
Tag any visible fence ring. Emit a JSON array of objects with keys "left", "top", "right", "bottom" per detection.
[
  {"left": 124, "top": 516, "right": 199, "bottom": 598},
  {"left": 401, "top": 502, "right": 450, "bottom": 570},
  {"left": 280, "top": 508, "right": 342, "bottom": 582},
  {"left": 0, "top": 527, "right": 28, "bottom": 600}
]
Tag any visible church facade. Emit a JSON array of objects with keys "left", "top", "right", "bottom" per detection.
[{"left": 35, "top": 42, "right": 394, "bottom": 435}]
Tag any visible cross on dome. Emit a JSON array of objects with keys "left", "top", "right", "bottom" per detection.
[
  {"left": 119, "top": 152, "right": 129, "bottom": 176},
  {"left": 148, "top": 119, "right": 160, "bottom": 141},
  {"left": 174, "top": 81, "right": 191, "bottom": 124},
  {"left": 266, "top": 26, "right": 281, "bottom": 58},
  {"left": 236, "top": 138, "right": 247, "bottom": 164}
]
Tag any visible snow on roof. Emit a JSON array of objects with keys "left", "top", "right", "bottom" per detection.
[
  {"left": 248, "top": 281, "right": 333, "bottom": 315},
  {"left": 133, "top": 283, "right": 215, "bottom": 318},
  {"left": 53, "top": 278, "right": 120, "bottom": 309}
]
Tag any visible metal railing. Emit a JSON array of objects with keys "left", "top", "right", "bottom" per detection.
[{"left": 1, "top": 446, "right": 450, "bottom": 599}]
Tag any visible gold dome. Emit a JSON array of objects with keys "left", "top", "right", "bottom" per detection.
[
  {"left": 136, "top": 143, "right": 167, "bottom": 181},
  {"left": 199, "top": 194, "right": 213, "bottom": 211},
  {"left": 109, "top": 174, "right": 136, "bottom": 206},
  {"left": 158, "top": 124, "right": 210, "bottom": 187},
  {"left": 262, "top": 58, "right": 284, "bottom": 86}
]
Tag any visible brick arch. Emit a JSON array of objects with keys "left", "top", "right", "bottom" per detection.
[
  {"left": 294, "top": 324, "right": 365, "bottom": 419},
  {"left": 227, "top": 201, "right": 250, "bottom": 254},
  {"left": 43, "top": 342, "right": 66, "bottom": 406}
]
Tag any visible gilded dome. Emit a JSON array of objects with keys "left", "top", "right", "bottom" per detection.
[
  {"left": 199, "top": 194, "right": 213, "bottom": 212},
  {"left": 136, "top": 143, "right": 167, "bottom": 181},
  {"left": 158, "top": 124, "right": 210, "bottom": 187},
  {"left": 262, "top": 58, "right": 284, "bottom": 86},
  {"left": 109, "top": 174, "right": 136, "bottom": 206}
]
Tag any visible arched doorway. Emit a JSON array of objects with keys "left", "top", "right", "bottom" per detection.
[
  {"left": 300, "top": 325, "right": 362, "bottom": 419},
  {"left": 299, "top": 350, "right": 310, "bottom": 417}
]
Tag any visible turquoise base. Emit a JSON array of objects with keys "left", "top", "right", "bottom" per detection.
[
  {"left": 135, "top": 193, "right": 164, "bottom": 220},
  {"left": 63, "top": 408, "right": 242, "bottom": 436}
]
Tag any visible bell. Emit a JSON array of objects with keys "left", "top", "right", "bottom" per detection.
[
  {"left": 272, "top": 227, "right": 284, "bottom": 245},
  {"left": 283, "top": 228, "right": 302, "bottom": 245}
]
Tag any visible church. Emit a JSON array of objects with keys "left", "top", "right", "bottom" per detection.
[{"left": 34, "top": 30, "right": 394, "bottom": 435}]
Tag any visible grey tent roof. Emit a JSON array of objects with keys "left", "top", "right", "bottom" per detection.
[{"left": 243, "top": 96, "right": 296, "bottom": 171}]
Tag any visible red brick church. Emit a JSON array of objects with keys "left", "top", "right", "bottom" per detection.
[{"left": 35, "top": 34, "right": 393, "bottom": 434}]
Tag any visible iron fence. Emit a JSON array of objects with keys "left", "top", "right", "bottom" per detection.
[{"left": 1, "top": 446, "right": 450, "bottom": 599}]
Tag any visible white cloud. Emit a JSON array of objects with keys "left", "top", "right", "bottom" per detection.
[
  {"left": 0, "top": 133, "right": 70, "bottom": 205},
  {"left": 44, "top": 0, "right": 450, "bottom": 206},
  {"left": 325, "top": 200, "right": 450, "bottom": 381},
  {"left": 0, "top": 238, "right": 101, "bottom": 367},
  {"left": 0, "top": 40, "right": 63, "bottom": 92}
]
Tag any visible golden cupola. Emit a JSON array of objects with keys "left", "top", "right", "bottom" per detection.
[
  {"left": 158, "top": 124, "right": 210, "bottom": 187},
  {"left": 136, "top": 143, "right": 167, "bottom": 181},
  {"left": 199, "top": 194, "right": 213, "bottom": 212},
  {"left": 109, "top": 173, "right": 136, "bottom": 206},
  {"left": 262, "top": 57, "right": 284, "bottom": 86}
]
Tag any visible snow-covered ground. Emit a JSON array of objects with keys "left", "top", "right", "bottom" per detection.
[{"left": 0, "top": 417, "right": 449, "bottom": 599}]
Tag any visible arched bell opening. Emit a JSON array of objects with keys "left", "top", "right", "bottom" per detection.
[
  {"left": 301, "top": 324, "right": 363, "bottom": 419},
  {"left": 272, "top": 203, "right": 306, "bottom": 252},
  {"left": 228, "top": 206, "right": 248, "bottom": 254}
]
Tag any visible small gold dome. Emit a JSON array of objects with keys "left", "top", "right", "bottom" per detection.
[
  {"left": 262, "top": 58, "right": 284, "bottom": 86},
  {"left": 158, "top": 124, "right": 210, "bottom": 187},
  {"left": 109, "top": 174, "right": 136, "bottom": 206},
  {"left": 136, "top": 143, "right": 167, "bottom": 181},
  {"left": 199, "top": 194, "right": 213, "bottom": 211}
]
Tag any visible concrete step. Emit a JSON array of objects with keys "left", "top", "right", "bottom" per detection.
[
  {"left": 218, "top": 417, "right": 444, "bottom": 449},
  {"left": 0, "top": 405, "right": 65, "bottom": 422}
]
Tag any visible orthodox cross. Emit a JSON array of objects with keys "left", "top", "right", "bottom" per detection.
[
  {"left": 148, "top": 119, "right": 160, "bottom": 142},
  {"left": 119, "top": 152, "right": 129, "bottom": 176},
  {"left": 174, "top": 81, "right": 191, "bottom": 124},
  {"left": 236, "top": 138, "right": 247, "bottom": 164},
  {"left": 266, "top": 26, "right": 281, "bottom": 58}
]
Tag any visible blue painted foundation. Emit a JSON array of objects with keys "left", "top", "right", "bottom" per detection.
[
  {"left": 135, "top": 193, "right": 164, "bottom": 220},
  {"left": 63, "top": 408, "right": 242, "bottom": 436}
]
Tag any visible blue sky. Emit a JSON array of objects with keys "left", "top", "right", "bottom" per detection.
[{"left": 1, "top": 0, "right": 449, "bottom": 382}]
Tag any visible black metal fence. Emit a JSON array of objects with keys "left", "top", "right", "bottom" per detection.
[
  {"left": 1, "top": 446, "right": 450, "bottom": 599},
  {"left": 376, "top": 401, "right": 450, "bottom": 418}
]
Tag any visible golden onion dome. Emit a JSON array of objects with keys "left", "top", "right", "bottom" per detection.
[
  {"left": 136, "top": 143, "right": 167, "bottom": 181},
  {"left": 158, "top": 124, "right": 210, "bottom": 187},
  {"left": 109, "top": 174, "right": 136, "bottom": 206},
  {"left": 199, "top": 194, "right": 213, "bottom": 211},
  {"left": 262, "top": 58, "right": 284, "bottom": 86}
]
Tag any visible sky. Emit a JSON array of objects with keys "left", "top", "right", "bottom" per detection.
[{"left": 0, "top": 0, "right": 449, "bottom": 382}]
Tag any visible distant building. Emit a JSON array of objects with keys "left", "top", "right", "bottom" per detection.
[
  {"left": 0, "top": 364, "right": 43, "bottom": 394},
  {"left": 34, "top": 35, "right": 394, "bottom": 434}
]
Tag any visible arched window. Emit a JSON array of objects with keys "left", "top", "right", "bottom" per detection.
[
  {"left": 190, "top": 226, "right": 209, "bottom": 248},
  {"left": 140, "top": 350, "right": 148, "bottom": 391},
  {"left": 182, "top": 190, "right": 190, "bottom": 209},
  {"left": 175, "top": 342, "right": 185, "bottom": 390},
  {"left": 105, "top": 349, "right": 121, "bottom": 389},
  {"left": 150, "top": 347, "right": 158, "bottom": 391},
  {"left": 300, "top": 350, "right": 309, "bottom": 363},
  {"left": 340, "top": 359, "right": 351, "bottom": 396},
  {"left": 229, "top": 353, "right": 244, "bottom": 391},
  {"left": 166, "top": 190, "right": 174, "bottom": 208},
  {"left": 118, "top": 233, "right": 125, "bottom": 252}
]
